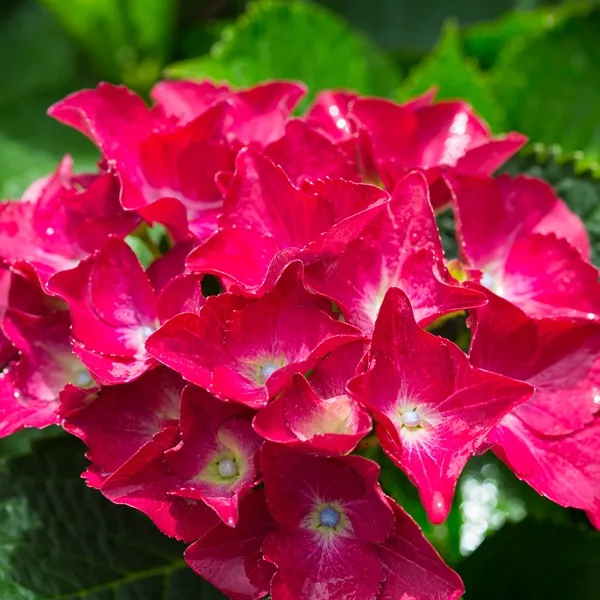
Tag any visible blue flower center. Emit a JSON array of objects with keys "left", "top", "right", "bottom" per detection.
[{"left": 319, "top": 506, "right": 341, "bottom": 528}]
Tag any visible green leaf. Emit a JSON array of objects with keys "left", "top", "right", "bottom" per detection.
[
  {"left": 397, "top": 20, "right": 505, "bottom": 132},
  {"left": 492, "top": 6, "right": 600, "bottom": 169},
  {"left": 0, "top": 437, "right": 226, "bottom": 599},
  {"left": 501, "top": 147, "right": 600, "bottom": 265},
  {"left": 39, "top": 0, "right": 176, "bottom": 90},
  {"left": 458, "top": 520, "right": 600, "bottom": 598},
  {"left": 315, "top": 0, "right": 525, "bottom": 57},
  {"left": 463, "top": 7, "right": 565, "bottom": 69},
  {"left": 166, "top": 0, "right": 402, "bottom": 108},
  {"left": 0, "top": 2, "right": 81, "bottom": 106},
  {"left": 0, "top": 428, "right": 64, "bottom": 463},
  {"left": 0, "top": 99, "right": 98, "bottom": 199},
  {"left": 0, "top": 3, "right": 98, "bottom": 198}
]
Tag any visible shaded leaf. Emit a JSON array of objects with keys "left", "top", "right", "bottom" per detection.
[
  {"left": 492, "top": 6, "right": 600, "bottom": 169},
  {"left": 39, "top": 0, "right": 176, "bottom": 90},
  {"left": 463, "top": 6, "right": 565, "bottom": 69},
  {"left": 0, "top": 437, "right": 226, "bottom": 599},
  {"left": 459, "top": 520, "right": 600, "bottom": 599},
  {"left": 316, "top": 0, "right": 518, "bottom": 57}
]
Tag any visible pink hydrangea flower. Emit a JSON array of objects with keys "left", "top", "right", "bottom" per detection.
[
  {"left": 305, "top": 171, "right": 486, "bottom": 334},
  {"left": 147, "top": 262, "right": 361, "bottom": 407},
  {"left": 49, "top": 237, "right": 205, "bottom": 384},
  {"left": 261, "top": 443, "right": 464, "bottom": 600},
  {"left": 185, "top": 148, "right": 389, "bottom": 295},
  {"left": 5, "top": 76, "right": 598, "bottom": 599},
  {"left": 0, "top": 156, "right": 139, "bottom": 290},
  {"left": 253, "top": 340, "right": 372, "bottom": 454},
  {"left": 0, "top": 268, "right": 97, "bottom": 436},
  {"left": 450, "top": 173, "right": 599, "bottom": 320},
  {"left": 101, "top": 385, "right": 263, "bottom": 527},
  {"left": 185, "top": 489, "right": 278, "bottom": 600},
  {"left": 348, "top": 287, "right": 533, "bottom": 523},
  {"left": 469, "top": 289, "right": 600, "bottom": 522},
  {"left": 351, "top": 95, "right": 526, "bottom": 206}
]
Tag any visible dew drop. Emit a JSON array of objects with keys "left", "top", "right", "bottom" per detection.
[{"left": 45, "top": 227, "right": 55, "bottom": 236}]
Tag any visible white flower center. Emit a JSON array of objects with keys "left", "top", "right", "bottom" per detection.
[
  {"left": 260, "top": 363, "right": 279, "bottom": 381},
  {"left": 217, "top": 458, "right": 237, "bottom": 478},
  {"left": 401, "top": 410, "right": 421, "bottom": 428}
]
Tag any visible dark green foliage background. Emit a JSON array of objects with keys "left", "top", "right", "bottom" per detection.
[{"left": 1, "top": 0, "right": 600, "bottom": 598}]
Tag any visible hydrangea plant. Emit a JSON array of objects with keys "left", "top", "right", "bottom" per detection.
[{"left": 0, "top": 79, "right": 599, "bottom": 600}]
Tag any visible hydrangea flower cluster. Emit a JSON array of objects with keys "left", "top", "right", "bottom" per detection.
[{"left": 1, "top": 79, "right": 599, "bottom": 599}]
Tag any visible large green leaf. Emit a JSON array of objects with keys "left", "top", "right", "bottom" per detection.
[
  {"left": 458, "top": 520, "right": 600, "bottom": 599},
  {"left": 397, "top": 21, "right": 505, "bottom": 132},
  {"left": 166, "top": 0, "right": 402, "bottom": 108},
  {"left": 0, "top": 2, "right": 98, "bottom": 198},
  {"left": 315, "top": 0, "right": 526, "bottom": 58},
  {"left": 463, "top": 6, "right": 566, "bottom": 69},
  {"left": 39, "top": 0, "right": 176, "bottom": 90},
  {"left": 492, "top": 6, "right": 600, "bottom": 171},
  {"left": 0, "top": 2, "right": 80, "bottom": 106},
  {"left": 0, "top": 436, "right": 225, "bottom": 599},
  {"left": 0, "top": 100, "right": 98, "bottom": 199}
]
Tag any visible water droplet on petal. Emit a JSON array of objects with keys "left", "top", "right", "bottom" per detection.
[{"left": 45, "top": 227, "right": 55, "bottom": 236}]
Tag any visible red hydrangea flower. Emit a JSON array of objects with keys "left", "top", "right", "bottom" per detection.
[
  {"left": 63, "top": 367, "right": 219, "bottom": 541},
  {"left": 253, "top": 340, "right": 371, "bottom": 455},
  {"left": 49, "top": 84, "right": 236, "bottom": 240},
  {"left": 348, "top": 287, "right": 533, "bottom": 523},
  {"left": 0, "top": 156, "right": 138, "bottom": 290},
  {"left": 147, "top": 262, "right": 361, "bottom": 407},
  {"left": 0, "top": 269, "right": 97, "bottom": 437},
  {"left": 261, "top": 443, "right": 463, "bottom": 600},
  {"left": 63, "top": 367, "right": 184, "bottom": 488},
  {"left": 48, "top": 238, "right": 162, "bottom": 384},
  {"left": 469, "top": 289, "right": 600, "bottom": 521},
  {"left": 305, "top": 90, "right": 358, "bottom": 142},
  {"left": 151, "top": 79, "right": 306, "bottom": 146},
  {"left": 48, "top": 237, "right": 206, "bottom": 385},
  {"left": 50, "top": 81, "right": 305, "bottom": 240},
  {"left": 264, "top": 118, "right": 356, "bottom": 184},
  {"left": 185, "top": 148, "right": 389, "bottom": 295},
  {"left": 186, "top": 489, "right": 277, "bottom": 600},
  {"left": 450, "top": 173, "right": 600, "bottom": 320},
  {"left": 305, "top": 171, "right": 486, "bottom": 334},
  {"left": 102, "top": 385, "right": 262, "bottom": 527},
  {"left": 351, "top": 96, "right": 526, "bottom": 206}
]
